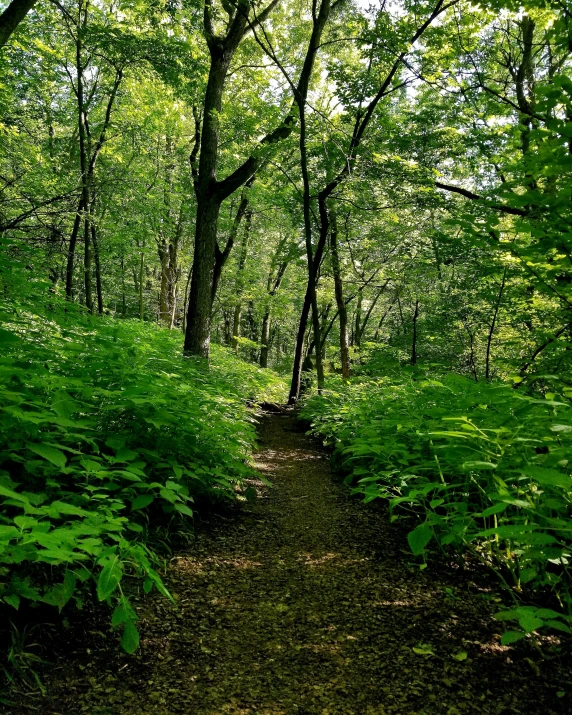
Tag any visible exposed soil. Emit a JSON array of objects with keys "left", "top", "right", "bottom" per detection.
[{"left": 4, "top": 411, "right": 571, "bottom": 714}]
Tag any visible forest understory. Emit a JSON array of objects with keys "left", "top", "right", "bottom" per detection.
[{"left": 4, "top": 411, "right": 570, "bottom": 715}]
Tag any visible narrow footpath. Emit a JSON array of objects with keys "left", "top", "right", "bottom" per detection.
[{"left": 17, "top": 412, "right": 570, "bottom": 714}]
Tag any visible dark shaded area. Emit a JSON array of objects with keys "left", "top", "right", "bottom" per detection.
[{"left": 4, "top": 412, "right": 571, "bottom": 714}]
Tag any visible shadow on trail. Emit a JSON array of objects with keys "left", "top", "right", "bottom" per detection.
[{"left": 10, "top": 412, "right": 570, "bottom": 714}]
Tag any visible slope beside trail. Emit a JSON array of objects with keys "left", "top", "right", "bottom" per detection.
[{"left": 16, "top": 411, "right": 570, "bottom": 715}]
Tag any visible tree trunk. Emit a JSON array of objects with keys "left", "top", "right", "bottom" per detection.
[
  {"left": 0, "top": 0, "right": 37, "bottom": 48},
  {"left": 260, "top": 312, "right": 271, "bottom": 368},
  {"left": 138, "top": 252, "right": 144, "bottom": 321},
  {"left": 485, "top": 267, "right": 507, "bottom": 379},
  {"left": 158, "top": 240, "right": 170, "bottom": 324},
  {"left": 298, "top": 97, "right": 324, "bottom": 394},
  {"left": 184, "top": 31, "right": 241, "bottom": 357},
  {"left": 260, "top": 259, "right": 287, "bottom": 368},
  {"left": 90, "top": 204, "right": 103, "bottom": 314},
  {"left": 185, "top": 0, "right": 332, "bottom": 358},
  {"left": 65, "top": 196, "right": 84, "bottom": 300},
  {"left": 353, "top": 289, "right": 363, "bottom": 347},
  {"left": 289, "top": 285, "right": 313, "bottom": 403},
  {"left": 230, "top": 209, "right": 252, "bottom": 350},
  {"left": 329, "top": 208, "right": 350, "bottom": 379},
  {"left": 75, "top": 3, "right": 92, "bottom": 312},
  {"left": 411, "top": 299, "right": 419, "bottom": 365},
  {"left": 211, "top": 180, "right": 252, "bottom": 304},
  {"left": 121, "top": 256, "right": 126, "bottom": 316}
]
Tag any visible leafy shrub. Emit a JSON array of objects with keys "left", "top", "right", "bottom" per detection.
[
  {"left": 0, "top": 254, "right": 286, "bottom": 652},
  {"left": 301, "top": 372, "right": 572, "bottom": 642}
]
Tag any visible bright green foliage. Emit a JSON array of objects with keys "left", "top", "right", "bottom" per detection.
[
  {"left": 302, "top": 369, "right": 572, "bottom": 638},
  {"left": 0, "top": 249, "right": 285, "bottom": 651}
]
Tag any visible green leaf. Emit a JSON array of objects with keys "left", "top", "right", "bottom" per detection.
[
  {"left": 112, "top": 597, "right": 136, "bottom": 627},
  {"left": 97, "top": 558, "right": 122, "bottom": 601},
  {"left": 519, "top": 568, "right": 537, "bottom": 585},
  {"left": 174, "top": 503, "right": 193, "bottom": 517},
  {"left": 462, "top": 461, "right": 497, "bottom": 471},
  {"left": 131, "top": 494, "right": 154, "bottom": 511},
  {"left": 526, "top": 467, "right": 571, "bottom": 490},
  {"left": 501, "top": 631, "right": 526, "bottom": 645},
  {"left": 546, "top": 621, "right": 572, "bottom": 634},
  {"left": 480, "top": 502, "right": 508, "bottom": 517},
  {"left": 120, "top": 620, "right": 140, "bottom": 654},
  {"left": 4, "top": 594, "right": 20, "bottom": 609},
  {"left": 0, "top": 327, "right": 22, "bottom": 344},
  {"left": 43, "top": 571, "right": 77, "bottom": 611},
  {"left": 452, "top": 651, "right": 467, "bottom": 661},
  {"left": 518, "top": 614, "right": 544, "bottom": 633},
  {"left": 115, "top": 448, "right": 138, "bottom": 462},
  {"left": 407, "top": 524, "right": 433, "bottom": 556},
  {"left": 534, "top": 609, "right": 562, "bottom": 620},
  {"left": 27, "top": 443, "right": 67, "bottom": 468}
]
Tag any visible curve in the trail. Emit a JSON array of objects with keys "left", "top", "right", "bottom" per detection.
[{"left": 25, "top": 412, "right": 569, "bottom": 714}]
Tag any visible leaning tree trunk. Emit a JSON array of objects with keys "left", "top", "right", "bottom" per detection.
[{"left": 65, "top": 196, "right": 84, "bottom": 300}]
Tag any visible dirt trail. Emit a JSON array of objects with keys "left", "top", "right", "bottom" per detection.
[{"left": 13, "top": 412, "right": 570, "bottom": 714}]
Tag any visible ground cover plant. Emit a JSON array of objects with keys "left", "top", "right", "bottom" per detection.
[
  {"left": 0, "top": 246, "right": 286, "bottom": 670},
  {"left": 301, "top": 369, "right": 572, "bottom": 644},
  {"left": 1, "top": 0, "right": 572, "bottom": 708}
]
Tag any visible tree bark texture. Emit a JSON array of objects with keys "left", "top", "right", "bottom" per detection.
[{"left": 0, "top": 0, "right": 37, "bottom": 48}]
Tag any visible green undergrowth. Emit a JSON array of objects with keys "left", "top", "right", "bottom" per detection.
[
  {"left": 301, "top": 370, "right": 572, "bottom": 645},
  {"left": 0, "top": 250, "right": 286, "bottom": 668}
]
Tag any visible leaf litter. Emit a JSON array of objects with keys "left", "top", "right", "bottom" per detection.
[{"left": 4, "top": 412, "right": 571, "bottom": 714}]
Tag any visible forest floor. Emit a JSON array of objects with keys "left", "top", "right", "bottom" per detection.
[{"left": 4, "top": 411, "right": 572, "bottom": 715}]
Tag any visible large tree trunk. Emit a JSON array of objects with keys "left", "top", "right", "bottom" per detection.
[
  {"left": 0, "top": 0, "right": 37, "bottom": 48},
  {"left": 184, "top": 49, "right": 230, "bottom": 356},
  {"left": 329, "top": 207, "right": 350, "bottom": 379},
  {"left": 184, "top": 0, "right": 332, "bottom": 358}
]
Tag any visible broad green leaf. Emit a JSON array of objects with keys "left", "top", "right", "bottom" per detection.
[
  {"left": 407, "top": 524, "right": 433, "bottom": 556},
  {"left": 97, "top": 558, "right": 122, "bottom": 601},
  {"left": 120, "top": 620, "right": 140, "bottom": 654},
  {"left": 27, "top": 443, "right": 67, "bottom": 468},
  {"left": 501, "top": 631, "right": 526, "bottom": 645},
  {"left": 131, "top": 494, "right": 154, "bottom": 511},
  {"left": 518, "top": 614, "right": 544, "bottom": 633},
  {"left": 4, "top": 594, "right": 20, "bottom": 609}
]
